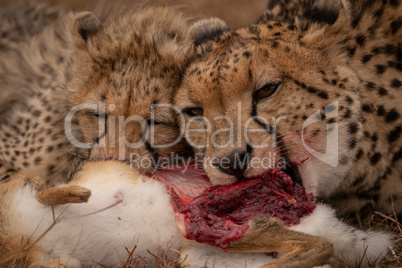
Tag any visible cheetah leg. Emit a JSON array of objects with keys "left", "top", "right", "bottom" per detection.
[
  {"left": 0, "top": 163, "right": 19, "bottom": 184},
  {"left": 0, "top": 163, "right": 51, "bottom": 193},
  {"left": 0, "top": 164, "right": 90, "bottom": 206},
  {"left": 228, "top": 218, "right": 334, "bottom": 268},
  {"left": 0, "top": 162, "right": 47, "bottom": 187},
  {"left": 35, "top": 185, "right": 91, "bottom": 206}
]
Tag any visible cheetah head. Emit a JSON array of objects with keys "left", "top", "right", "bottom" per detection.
[
  {"left": 64, "top": 8, "right": 227, "bottom": 174},
  {"left": 174, "top": 0, "right": 363, "bottom": 196}
]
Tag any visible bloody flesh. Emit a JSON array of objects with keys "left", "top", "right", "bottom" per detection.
[{"left": 156, "top": 167, "right": 315, "bottom": 251}]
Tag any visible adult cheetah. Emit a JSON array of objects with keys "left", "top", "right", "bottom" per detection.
[{"left": 174, "top": 0, "right": 402, "bottom": 214}]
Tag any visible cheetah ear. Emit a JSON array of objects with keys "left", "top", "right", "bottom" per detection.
[
  {"left": 296, "top": 0, "right": 352, "bottom": 58},
  {"left": 261, "top": 0, "right": 349, "bottom": 25},
  {"left": 72, "top": 12, "right": 102, "bottom": 47},
  {"left": 189, "top": 18, "right": 229, "bottom": 53},
  {"left": 298, "top": 0, "right": 350, "bottom": 29}
]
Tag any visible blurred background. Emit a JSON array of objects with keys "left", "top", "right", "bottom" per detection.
[{"left": 0, "top": 0, "right": 268, "bottom": 27}]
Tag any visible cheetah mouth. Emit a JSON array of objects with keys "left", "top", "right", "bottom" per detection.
[
  {"left": 155, "top": 165, "right": 315, "bottom": 250},
  {"left": 241, "top": 157, "right": 304, "bottom": 187},
  {"left": 277, "top": 159, "right": 304, "bottom": 187}
]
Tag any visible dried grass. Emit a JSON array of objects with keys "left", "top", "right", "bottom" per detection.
[
  {"left": 2, "top": 207, "right": 400, "bottom": 268},
  {"left": 340, "top": 208, "right": 402, "bottom": 268}
]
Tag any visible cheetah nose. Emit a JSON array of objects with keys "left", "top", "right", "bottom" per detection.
[{"left": 214, "top": 150, "right": 250, "bottom": 180}]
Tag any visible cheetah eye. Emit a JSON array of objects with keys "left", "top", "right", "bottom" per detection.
[
  {"left": 147, "top": 119, "right": 163, "bottom": 126},
  {"left": 86, "top": 110, "right": 106, "bottom": 118},
  {"left": 182, "top": 107, "right": 204, "bottom": 117},
  {"left": 94, "top": 113, "right": 106, "bottom": 118},
  {"left": 255, "top": 82, "right": 282, "bottom": 100}
]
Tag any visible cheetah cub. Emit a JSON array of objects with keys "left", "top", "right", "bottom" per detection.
[{"left": 0, "top": 2, "right": 200, "bottom": 186}]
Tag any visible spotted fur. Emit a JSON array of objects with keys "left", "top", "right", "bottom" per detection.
[
  {"left": 174, "top": 0, "right": 402, "bottom": 214},
  {"left": 0, "top": 2, "right": 208, "bottom": 186}
]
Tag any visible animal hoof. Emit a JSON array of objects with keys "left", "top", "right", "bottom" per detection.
[{"left": 36, "top": 185, "right": 91, "bottom": 206}]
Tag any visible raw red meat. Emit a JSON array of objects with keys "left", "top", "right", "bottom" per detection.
[{"left": 156, "top": 167, "right": 315, "bottom": 251}]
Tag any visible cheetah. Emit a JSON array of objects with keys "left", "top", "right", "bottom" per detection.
[
  {"left": 174, "top": 0, "right": 402, "bottom": 215},
  {"left": 0, "top": 1, "right": 225, "bottom": 186},
  {"left": 0, "top": 1, "right": 394, "bottom": 266}
]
